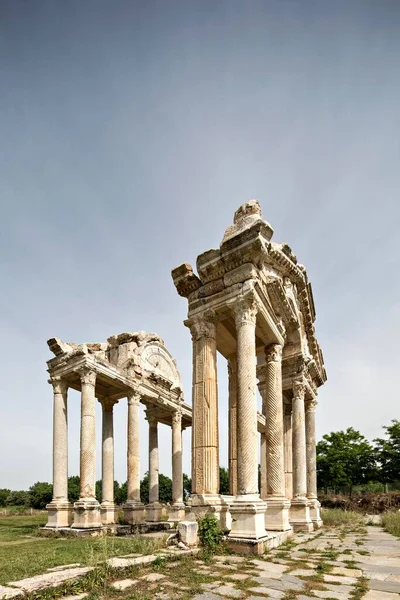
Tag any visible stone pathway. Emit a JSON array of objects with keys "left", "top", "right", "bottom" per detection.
[{"left": 1, "top": 525, "right": 400, "bottom": 599}]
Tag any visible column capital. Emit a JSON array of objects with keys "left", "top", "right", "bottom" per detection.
[
  {"left": 48, "top": 376, "right": 68, "bottom": 395},
  {"left": 127, "top": 390, "right": 141, "bottom": 406},
  {"left": 172, "top": 408, "right": 182, "bottom": 425},
  {"left": 293, "top": 379, "right": 307, "bottom": 399},
  {"left": 100, "top": 397, "right": 118, "bottom": 411},
  {"left": 146, "top": 413, "right": 158, "bottom": 426},
  {"left": 305, "top": 398, "right": 318, "bottom": 411},
  {"left": 79, "top": 367, "right": 96, "bottom": 387},
  {"left": 234, "top": 294, "right": 257, "bottom": 328},
  {"left": 265, "top": 343, "right": 283, "bottom": 363},
  {"left": 187, "top": 311, "right": 217, "bottom": 342}
]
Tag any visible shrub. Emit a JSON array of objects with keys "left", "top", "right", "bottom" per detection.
[
  {"left": 29, "top": 482, "right": 53, "bottom": 509},
  {"left": 6, "top": 490, "right": 30, "bottom": 506},
  {"left": 197, "top": 513, "right": 223, "bottom": 554}
]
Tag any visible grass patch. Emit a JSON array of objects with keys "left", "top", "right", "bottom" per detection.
[
  {"left": 381, "top": 511, "right": 400, "bottom": 538},
  {"left": 322, "top": 509, "right": 365, "bottom": 528},
  {"left": 350, "top": 576, "right": 369, "bottom": 600}
]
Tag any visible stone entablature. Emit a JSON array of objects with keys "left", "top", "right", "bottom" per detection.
[{"left": 172, "top": 200, "right": 326, "bottom": 548}]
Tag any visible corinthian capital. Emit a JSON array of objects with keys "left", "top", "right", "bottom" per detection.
[
  {"left": 127, "top": 390, "right": 141, "bottom": 406},
  {"left": 79, "top": 367, "right": 96, "bottom": 387},
  {"left": 48, "top": 376, "right": 67, "bottom": 395},
  {"left": 305, "top": 398, "right": 318, "bottom": 411},
  {"left": 172, "top": 408, "right": 182, "bottom": 425},
  {"left": 293, "top": 379, "right": 306, "bottom": 400},
  {"left": 188, "top": 311, "right": 217, "bottom": 342},
  {"left": 234, "top": 295, "right": 257, "bottom": 327},
  {"left": 265, "top": 343, "right": 282, "bottom": 363}
]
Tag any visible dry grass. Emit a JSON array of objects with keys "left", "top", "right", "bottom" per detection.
[{"left": 381, "top": 511, "right": 400, "bottom": 538}]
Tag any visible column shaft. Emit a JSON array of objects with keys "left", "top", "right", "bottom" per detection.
[
  {"left": 265, "top": 344, "right": 286, "bottom": 498},
  {"left": 127, "top": 392, "right": 141, "bottom": 503},
  {"left": 284, "top": 403, "right": 293, "bottom": 499},
  {"left": 148, "top": 419, "right": 159, "bottom": 503},
  {"left": 189, "top": 314, "right": 219, "bottom": 495},
  {"left": 79, "top": 369, "right": 97, "bottom": 499},
  {"left": 260, "top": 433, "right": 267, "bottom": 500},
  {"left": 228, "top": 356, "right": 238, "bottom": 496},
  {"left": 292, "top": 381, "right": 307, "bottom": 499},
  {"left": 51, "top": 378, "right": 68, "bottom": 501},
  {"left": 305, "top": 400, "right": 318, "bottom": 500},
  {"left": 101, "top": 400, "right": 115, "bottom": 504},
  {"left": 235, "top": 299, "right": 258, "bottom": 495},
  {"left": 172, "top": 410, "right": 183, "bottom": 504}
]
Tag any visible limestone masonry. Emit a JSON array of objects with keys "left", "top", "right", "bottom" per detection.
[{"left": 45, "top": 200, "right": 327, "bottom": 553}]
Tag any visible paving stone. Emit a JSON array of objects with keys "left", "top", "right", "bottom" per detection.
[
  {"left": 368, "top": 580, "right": 400, "bottom": 594},
  {"left": 201, "top": 583, "right": 220, "bottom": 591},
  {"left": 140, "top": 573, "right": 166, "bottom": 582},
  {"left": 107, "top": 554, "right": 157, "bottom": 568},
  {"left": 60, "top": 594, "right": 88, "bottom": 600},
  {"left": 8, "top": 567, "right": 94, "bottom": 593},
  {"left": 387, "top": 575, "right": 400, "bottom": 583},
  {"left": 0, "top": 586, "right": 24, "bottom": 599},
  {"left": 364, "top": 591, "right": 400, "bottom": 600},
  {"left": 324, "top": 583, "right": 355, "bottom": 594},
  {"left": 247, "top": 597, "right": 269, "bottom": 600},
  {"left": 313, "top": 591, "right": 350, "bottom": 600},
  {"left": 213, "top": 586, "right": 246, "bottom": 598},
  {"left": 251, "top": 560, "right": 287, "bottom": 578},
  {"left": 225, "top": 573, "right": 252, "bottom": 581},
  {"left": 323, "top": 574, "right": 358, "bottom": 585},
  {"left": 217, "top": 564, "right": 237, "bottom": 570},
  {"left": 214, "top": 556, "right": 246, "bottom": 563},
  {"left": 330, "top": 566, "right": 362, "bottom": 577},
  {"left": 289, "top": 568, "right": 315, "bottom": 576},
  {"left": 110, "top": 578, "right": 138, "bottom": 590},
  {"left": 248, "top": 588, "right": 285, "bottom": 598},
  {"left": 192, "top": 594, "right": 221, "bottom": 600}
]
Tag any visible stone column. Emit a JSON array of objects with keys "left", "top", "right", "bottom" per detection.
[
  {"left": 123, "top": 390, "right": 144, "bottom": 523},
  {"left": 188, "top": 312, "right": 225, "bottom": 522},
  {"left": 305, "top": 398, "right": 323, "bottom": 528},
  {"left": 228, "top": 355, "right": 238, "bottom": 496},
  {"left": 146, "top": 415, "right": 162, "bottom": 522},
  {"left": 264, "top": 344, "right": 291, "bottom": 531},
  {"left": 46, "top": 377, "right": 73, "bottom": 528},
  {"left": 260, "top": 432, "right": 267, "bottom": 500},
  {"left": 100, "top": 398, "right": 117, "bottom": 525},
  {"left": 169, "top": 408, "right": 185, "bottom": 521},
  {"left": 229, "top": 296, "right": 267, "bottom": 541},
  {"left": 72, "top": 367, "right": 101, "bottom": 529},
  {"left": 284, "top": 402, "right": 293, "bottom": 500},
  {"left": 290, "top": 380, "right": 313, "bottom": 532}
]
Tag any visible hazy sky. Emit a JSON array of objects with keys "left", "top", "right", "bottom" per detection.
[{"left": 1, "top": 1, "right": 399, "bottom": 490}]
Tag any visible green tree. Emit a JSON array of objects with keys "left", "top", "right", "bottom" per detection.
[
  {"left": 29, "top": 482, "right": 53, "bottom": 509},
  {"left": 118, "top": 481, "right": 127, "bottom": 505},
  {"left": 0, "top": 489, "right": 10, "bottom": 507},
  {"left": 317, "top": 428, "right": 377, "bottom": 494},
  {"left": 68, "top": 476, "right": 80, "bottom": 503},
  {"left": 6, "top": 490, "right": 30, "bottom": 506},
  {"left": 183, "top": 473, "right": 192, "bottom": 499},
  {"left": 219, "top": 467, "right": 229, "bottom": 495},
  {"left": 140, "top": 472, "right": 172, "bottom": 504},
  {"left": 374, "top": 420, "right": 400, "bottom": 486}
]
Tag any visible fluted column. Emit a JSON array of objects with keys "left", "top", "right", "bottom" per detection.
[
  {"left": 100, "top": 398, "right": 117, "bottom": 524},
  {"left": 46, "top": 377, "right": 72, "bottom": 528},
  {"left": 264, "top": 344, "right": 291, "bottom": 530},
  {"left": 169, "top": 408, "right": 185, "bottom": 522},
  {"left": 284, "top": 402, "right": 293, "bottom": 499},
  {"left": 188, "top": 313, "right": 219, "bottom": 497},
  {"left": 123, "top": 390, "right": 144, "bottom": 523},
  {"left": 306, "top": 398, "right": 323, "bottom": 527},
  {"left": 228, "top": 355, "right": 238, "bottom": 496},
  {"left": 72, "top": 367, "right": 101, "bottom": 529},
  {"left": 290, "top": 379, "right": 313, "bottom": 532}
]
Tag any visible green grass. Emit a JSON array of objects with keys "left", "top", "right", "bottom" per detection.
[
  {"left": 321, "top": 509, "right": 365, "bottom": 528},
  {"left": 0, "top": 513, "right": 164, "bottom": 585},
  {"left": 381, "top": 511, "right": 400, "bottom": 538}
]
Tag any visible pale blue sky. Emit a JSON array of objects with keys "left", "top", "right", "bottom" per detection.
[{"left": 1, "top": 0, "right": 399, "bottom": 489}]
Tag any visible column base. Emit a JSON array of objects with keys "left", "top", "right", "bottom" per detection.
[
  {"left": 45, "top": 500, "right": 73, "bottom": 528},
  {"left": 168, "top": 503, "right": 186, "bottom": 522},
  {"left": 289, "top": 497, "right": 314, "bottom": 532},
  {"left": 190, "top": 494, "right": 231, "bottom": 531},
  {"left": 100, "top": 502, "right": 118, "bottom": 525},
  {"left": 228, "top": 495, "right": 267, "bottom": 540},
  {"left": 72, "top": 499, "right": 102, "bottom": 529},
  {"left": 146, "top": 502, "right": 163, "bottom": 522},
  {"left": 265, "top": 496, "right": 292, "bottom": 532},
  {"left": 309, "top": 498, "right": 323, "bottom": 528},
  {"left": 122, "top": 501, "right": 145, "bottom": 524}
]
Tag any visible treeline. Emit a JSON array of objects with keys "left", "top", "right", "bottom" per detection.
[
  {"left": 317, "top": 420, "right": 400, "bottom": 494},
  {"left": 0, "top": 468, "right": 233, "bottom": 510}
]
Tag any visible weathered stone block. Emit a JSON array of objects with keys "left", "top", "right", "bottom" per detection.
[{"left": 178, "top": 520, "right": 198, "bottom": 547}]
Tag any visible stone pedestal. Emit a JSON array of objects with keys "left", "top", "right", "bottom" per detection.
[
  {"left": 72, "top": 368, "right": 101, "bottom": 529},
  {"left": 228, "top": 297, "right": 267, "bottom": 543},
  {"left": 264, "top": 344, "right": 292, "bottom": 532},
  {"left": 305, "top": 398, "right": 323, "bottom": 528},
  {"left": 123, "top": 391, "right": 144, "bottom": 524},
  {"left": 45, "top": 500, "right": 73, "bottom": 528},
  {"left": 146, "top": 502, "right": 163, "bottom": 522},
  {"left": 290, "top": 380, "right": 313, "bottom": 532}
]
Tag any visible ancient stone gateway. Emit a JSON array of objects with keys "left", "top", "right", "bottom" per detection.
[
  {"left": 45, "top": 332, "right": 191, "bottom": 529},
  {"left": 172, "top": 200, "right": 327, "bottom": 551}
]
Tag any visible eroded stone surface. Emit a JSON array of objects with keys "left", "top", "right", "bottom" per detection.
[{"left": 8, "top": 567, "right": 93, "bottom": 593}]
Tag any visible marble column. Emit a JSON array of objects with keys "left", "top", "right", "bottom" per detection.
[
  {"left": 283, "top": 402, "right": 293, "bottom": 500},
  {"left": 290, "top": 380, "right": 313, "bottom": 532},
  {"left": 229, "top": 297, "right": 267, "bottom": 541},
  {"left": 169, "top": 408, "right": 185, "bottom": 521},
  {"left": 188, "top": 312, "right": 226, "bottom": 524},
  {"left": 305, "top": 398, "right": 323, "bottom": 528},
  {"left": 123, "top": 390, "right": 144, "bottom": 523},
  {"left": 228, "top": 355, "right": 238, "bottom": 496},
  {"left": 72, "top": 367, "right": 101, "bottom": 529},
  {"left": 100, "top": 398, "right": 117, "bottom": 524},
  {"left": 146, "top": 415, "right": 162, "bottom": 521},
  {"left": 264, "top": 344, "right": 291, "bottom": 531},
  {"left": 260, "top": 432, "right": 267, "bottom": 500},
  {"left": 46, "top": 377, "right": 73, "bottom": 528}
]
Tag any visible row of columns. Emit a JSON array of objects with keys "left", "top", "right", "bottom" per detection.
[{"left": 46, "top": 368, "right": 185, "bottom": 529}]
